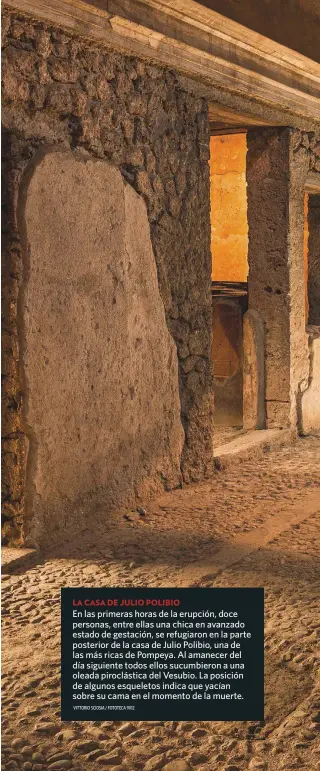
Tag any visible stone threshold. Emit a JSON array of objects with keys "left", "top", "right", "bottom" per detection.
[
  {"left": 1, "top": 547, "right": 40, "bottom": 574},
  {"left": 213, "top": 427, "right": 296, "bottom": 467},
  {"left": 0, "top": 429, "right": 299, "bottom": 568},
  {"left": 170, "top": 487, "right": 320, "bottom": 588}
]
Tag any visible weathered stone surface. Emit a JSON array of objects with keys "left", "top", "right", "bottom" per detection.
[
  {"left": 96, "top": 750, "right": 122, "bottom": 765},
  {"left": 307, "top": 194, "right": 320, "bottom": 326},
  {"left": 212, "top": 298, "right": 243, "bottom": 427},
  {"left": 300, "top": 334, "right": 320, "bottom": 434},
  {"left": 116, "top": 722, "right": 135, "bottom": 737},
  {"left": 2, "top": 437, "right": 320, "bottom": 770},
  {"left": 76, "top": 741, "right": 100, "bottom": 754},
  {"left": 246, "top": 127, "right": 310, "bottom": 429},
  {"left": 144, "top": 754, "right": 166, "bottom": 770},
  {"left": 1, "top": 8, "right": 213, "bottom": 544},
  {"left": 18, "top": 150, "right": 184, "bottom": 546},
  {"left": 243, "top": 309, "right": 266, "bottom": 430},
  {"left": 163, "top": 761, "right": 192, "bottom": 771}
]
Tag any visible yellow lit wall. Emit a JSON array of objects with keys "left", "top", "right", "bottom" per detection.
[{"left": 210, "top": 134, "right": 248, "bottom": 282}]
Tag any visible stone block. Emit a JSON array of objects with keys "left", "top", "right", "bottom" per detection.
[
  {"left": 18, "top": 150, "right": 184, "bottom": 545},
  {"left": 243, "top": 309, "right": 266, "bottom": 429},
  {"left": 300, "top": 335, "right": 320, "bottom": 434},
  {"left": 2, "top": 13, "right": 213, "bottom": 543},
  {"left": 246, "top": 127, "right": 310, "bottom": 428}
]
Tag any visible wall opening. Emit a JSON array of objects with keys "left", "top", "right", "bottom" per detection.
[
  {"left": 306, "top": 193, "right": 320, "bottom": 327},
  {"left": 210, "top": 132, "right": 249, "bottom": 427},
  {"left": 301, "top": 190, "right": 320, "bottom": 435},
  {"left": 304, "top": 192, "right": 309, "bottom": 323}
]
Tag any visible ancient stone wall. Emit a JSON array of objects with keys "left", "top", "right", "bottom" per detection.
[
  {"left": 212, "top": 299, "right": 244, "bottom": 427},
  {"left": 246, "top": 127, "right": 320, "bottom": 430},
  {"left": 243, "top": 309, "right": 266, "bottom": 430},
  {"left": 300, "top": 332, "right": 320, "bottom": 434},
  {"left": 18, "top": 151, "right": 185, "bottom": 547},
  {"left": 308, "top": 194, "right": 320, "bottom": 325},
  {"left": 1, "top": 7, "right": 213, "bottom": 545}
]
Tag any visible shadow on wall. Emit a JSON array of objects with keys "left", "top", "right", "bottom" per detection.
[
  {"left": 212, "top": 299, "right": 244, "bottom": 426},
  {"left": 17, "top": 149, "right": 184, "bottom": 549}
]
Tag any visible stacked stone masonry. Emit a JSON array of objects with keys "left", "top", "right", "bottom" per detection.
[
  {"left": 1, "top": 7, "right": 213, "bottom": 545},
  {"left": 2, "top": 7, "right": 320, "bottom": 546},
  {"left": 246, "top": 127, "right": 320, "bottom": 429}
]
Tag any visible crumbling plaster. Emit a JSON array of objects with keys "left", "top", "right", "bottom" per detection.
[
  {"left": 300, "top": 331, "right": 320, "bottom": 434},
  {"left": 243, "top": 309, "right": 266, "bottom": 431},
  {"left": 1, "top": 8, "right": 213, "bottom": 545},
  {"left": 246, "top": 127, "right": 320, "bottom": 430},
  {"left": 1, "top": 7, "right": 320, "bottom": 546},
  {"left": 17, "top": 150, "right": 184, "bottom": 548}
]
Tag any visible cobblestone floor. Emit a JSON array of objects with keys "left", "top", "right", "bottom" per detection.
[{"left": 2, "top": 436, "right": 320, "bottom": 771}]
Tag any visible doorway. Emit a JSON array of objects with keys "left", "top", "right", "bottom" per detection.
[{"left": 210, "top": 132, "right": 248, "bottom": 427}]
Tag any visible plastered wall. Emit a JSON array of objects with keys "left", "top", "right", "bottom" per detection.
[
  {"left": 1, "top": 7, "right": 213, "bottom": 545},
  {"left": 246, "top": 127, "right": 320, "bottom": 430},
  {"left": 17, "top": 151, "right": 185, "bottom": 548},
  {"left": 210, "top": 134, "right": 248, "bottom": 283}
]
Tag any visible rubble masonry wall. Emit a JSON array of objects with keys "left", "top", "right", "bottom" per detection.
[{"left": 1, "top": 7, "right": 213, "bottom": 545}]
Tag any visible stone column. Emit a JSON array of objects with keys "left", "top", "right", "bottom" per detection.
[
  {"left": 243, "top": 309, "right": 265, "bottom": 430},
  {"left": 246, "top": 128, "right": 309, "bottom": 429},
  {"left": 308, "top": 194, "right": 320, "bottom": 326}
]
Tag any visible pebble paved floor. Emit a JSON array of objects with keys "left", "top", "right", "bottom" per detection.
[{"left": 2, "top": 436, "right": 320, "bottom": 771}]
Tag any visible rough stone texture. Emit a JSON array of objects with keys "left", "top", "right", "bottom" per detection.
[
  {"left": 307, "top": 194, "right": 320, "bottom": 325},
  {"left": 243, "top": 309, "right": 266, "bottom": 430},
  {"left": 303, "top": 192, "right": 309, "bottom": 318},
  {"left": 300, "top": 332, "right": 320, "bottom": 434},
  {"left": 1, "top": 7, "right": 213, "bottom": 544},
  {"left": 212, "top": 298, "right": 243, "bottom": 427},
  {"left": 18, "top": 149, "right": 184, "bottom": 547},
  {"left": 213, "top": 428, "right": 294, "bottom": 465},
  {"left": 2, "top": 436, "right": 320, "bottom": 771},
  {"left": 246, "top": 127, "right": 312, "bottom": 429}
]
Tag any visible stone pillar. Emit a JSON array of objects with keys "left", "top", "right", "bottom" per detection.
[
  {"left": 300, "top": 333, "right": 320, "bottom": 435},
  {"left": 243, "top": 309, "right": 265, "bottom": 430},
  {"left": 246, "top": 128, "right": 309, "bottom": 429},
  {"left": 1, "top": 129, "right": 28, "bottom": 546},
  {"left": 212, "top": 298, "right": 243, "bottom": 427},
  {"left": 308, "top": 194, "right": 320, "bottom": 326}
]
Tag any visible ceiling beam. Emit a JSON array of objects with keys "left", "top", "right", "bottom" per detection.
[{"left": 4, "top": 0, "right": 320, "bottom": 125}]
